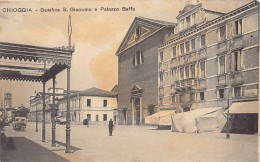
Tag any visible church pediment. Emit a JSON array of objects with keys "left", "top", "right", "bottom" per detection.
[
  {"left": 131, "top": 85, "right": 142, "bottom": 92},
  {"left": 177, "top": 3, "right": 200, "bottom": 19},
  {"left": 116, "top": 17, "right": 173, "bottom": 55}
]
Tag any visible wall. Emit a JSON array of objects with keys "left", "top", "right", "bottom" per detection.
[
  {"left": 159, "top": 3, "right": 258, "bottom": 111},
  {"left": 117, "top": 28, "right": 170, "bottom": 125}
]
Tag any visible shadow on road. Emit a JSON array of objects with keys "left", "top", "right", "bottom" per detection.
[
  {"left": 1, "top": 137, "right": 70, "bottom": 162},
  {"left": 55, "top": 140, "right": 81, "bottom": 153}
]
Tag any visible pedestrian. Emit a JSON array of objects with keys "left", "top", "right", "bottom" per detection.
[
  {"left": 108, "top": 119, "right": 114, "bottom": 136},
  {"left": 86, "top": 118, "right": 89, "bottom": 128}
]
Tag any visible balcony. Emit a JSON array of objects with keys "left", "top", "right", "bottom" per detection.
[
  {"left": 230, "top": 71, "right": 244, "bottom": 86},
  {"left": 177, "top": 78, "right": 197, "bottom": 90},
  {"left": 218, "top": 74, "right": 227, "bottom": 86},
  {"left": 175, "top": 81, "right": 180, "bottom": 89},
  {"left": 198, "top": 79, "right": 206, "bottom": 90}
]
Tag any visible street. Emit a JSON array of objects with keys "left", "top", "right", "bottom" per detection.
[{"left": 0, "top": 122, "right": 258, "bottom": 162}]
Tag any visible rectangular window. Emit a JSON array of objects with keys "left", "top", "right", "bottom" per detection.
[
  {"left": 103, "top": 100, "right": 107, "bottom": 107},
  {"left": 200, "top": 92, "right": 205, "bottom": 101},
  {"left": 171, "top": 68, "right": 176, "bottom": 82},
  {"left": 185, "top": 66, "right": 189, "bottom": 79},
  {"left": 200, "top": 61, "right": 205, "bottom": 78},
  {"left": 186, "top": 16, "right": 190, "bottom": 27},
  {"left": 96, "top": 115, "right": 99, "bottom": 121},
  {"left": 87, "top": 99, "right": 91, "bottom": 107},
  {"left": 180, "top": 43, "right": 184, "bottom": 55},
  {"left": 234, "top": 87, "right": 241, "bottom": 98},
  {"left": 136, "top": 52, "right": 140, "bottom": 65},
  {"left": 219, "top": 55, "right": 225, "bottom": 74},
  {"left": 179, "top": 94, "right": 185, "bottom": 103},
  {"left": 191, "top": 64, "right": 195, "bottom": 78},
  {"left": 180, "top": 19, "right": 184, "bottom": 30},
  {"left": 172, "top": 46, "right": 177, "bottom": 57},
  {"left": 171, "top": 95, "right": 176, "bottom": 103},
  {"left": 185, "top": 41, "right": 190, "bottom": 53},
  {"left": 191, "top": 39, "right": 195, "bottom": 51},
  {"left": 190, "top": 93, "right": 195, "bottom": 102},
  {"left": 201, "top": 34, "right": 206, "bottom": 47},
  {"left": 192, "top": 13, "right": 196, "bottom": 25},
  {"left": 103, "top": 114, "right": 107, "bottom": 121},
  {"left": 87, "top": 114, "right": 91, "bottom": 121},
  {"left": 220, "top": 25, "right": 226, "bottom": 41},
  {"left": 235, "top": 19, "right": 242, "bottom": 35},
  {"left": 160, "top": 51, "right": 163, "bottom": 62},
  {"left": 160, "top": 98, "right": 163, "bottom": 105},
  {"left": 219, "top": 89, "right": 224, "bottom": 99},
  {"left": 180, "top": 67, "right": 184, "bottom": 80},
  {"left": 233, "top": 51, "right": 241, "bottom": 71},
  {"left": 159, "top": 73, "right": 163, "bottom": 82}
]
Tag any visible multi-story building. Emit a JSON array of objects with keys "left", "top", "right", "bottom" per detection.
[
  {"left": 29, "top": 88, "right": 78, "bottom": 122},
  {"left": 116, "top": 16, "right": 176, "bottom": 125},
  {"left": 158, "top": 0, "right": 258, "bottom": 118},
  {"left": 58, "top": 87, "right": 117, "bottom": 123}
]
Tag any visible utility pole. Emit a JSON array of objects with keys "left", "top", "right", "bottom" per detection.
[
  {"left": 66, "top": 14, "right": 72, "bottom": 153},
  {"left": 226, "top": 21, "right": 235, "bottom": 139}
]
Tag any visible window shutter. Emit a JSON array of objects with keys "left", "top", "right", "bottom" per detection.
[
  {"left": 231, "top": 52, "right": 235, "bottom": 72},
  {"left": 237, "top": 51, "right": 241, "bottom": 70}
]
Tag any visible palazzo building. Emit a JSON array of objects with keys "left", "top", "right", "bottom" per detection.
[
  {"left": 158, "top": 1, "right": 258, "bottom": 115},
  {"left": 116, "top": 1, "right": 259, "bottom": 127}
]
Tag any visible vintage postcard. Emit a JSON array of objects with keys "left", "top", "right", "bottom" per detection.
[{"left": 0, "top": 0, "right": 259, "bottom": 161}]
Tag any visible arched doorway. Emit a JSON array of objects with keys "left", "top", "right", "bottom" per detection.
[{"left": 134, "top": 98, "right": 140, "bottom": 125}]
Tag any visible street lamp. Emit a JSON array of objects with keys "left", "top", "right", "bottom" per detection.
[
  {"left": 225, "top": 89, "right": 230, "bottom": 139},
  {"left": 35, "top": 101, "right": 38, "bottom": 132}
]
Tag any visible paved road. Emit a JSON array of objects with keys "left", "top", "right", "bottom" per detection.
[{"left": 1, "top": 122, "right": 258, "bottom": 162}]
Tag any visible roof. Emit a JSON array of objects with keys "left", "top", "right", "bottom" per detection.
[
  {"left": 78, "top": 87, "right": 117, "bottom": 98},
  {"left": 159, "top": 1, "right": 258, "bottom": 49},
  {"left": 203, "top": 8, "right": 225, "bottom": 16},
  {"left": 115, "top": 16, "right": 176, "bottom": 55},
  {"left": 0, "top": 41, "right": 74, "bottom": 82},
  {"left": 227, "top": 101, "right": 258, "bottom": 114},
  {"left": 137, "top": 16, "right": 175, "bottom": 27}
]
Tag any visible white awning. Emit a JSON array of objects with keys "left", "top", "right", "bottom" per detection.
[
  {"left": 228, "top": 101, "right": 258, "bottom": 114},
  {"left": 145, "top": 110, "right": 175, "bottom": 125}
]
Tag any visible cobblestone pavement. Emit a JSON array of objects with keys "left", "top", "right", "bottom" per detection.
[{"left": 0, "top": 122, "right": 258, "bottom": 162}]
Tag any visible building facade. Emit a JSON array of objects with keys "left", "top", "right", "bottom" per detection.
[
  {"left": 29, "top": 88, "right": 68, "bottom": 122},
  {"left": 158, "top": 1, "right": 258, "bottom": 113},
  {"left": 116, "top": 17, "right": 176, "bottom": 125},
  {"left": 58, "top": 87, "right": 118, "bottom": 124}
]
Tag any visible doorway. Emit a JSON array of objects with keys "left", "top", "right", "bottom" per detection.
[{"left": 134, "top": 98, "right": 140, "bottom": 125}]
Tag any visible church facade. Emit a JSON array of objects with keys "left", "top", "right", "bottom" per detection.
[{"left": 116, "top": 17, "right": 176, "bottom": 125}]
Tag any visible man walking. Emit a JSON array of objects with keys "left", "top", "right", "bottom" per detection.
[{"left": 108, "top": 119, "right": 114, "bottom": 136}]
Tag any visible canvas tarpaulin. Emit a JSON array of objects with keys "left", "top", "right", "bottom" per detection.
[
  {"left": 225, "top": 101, "right": 258, "bottom": 114},
  {"left": 171, "top": 107, "right": 226, "bottom": 133},
  {"left": 145, "top": 110, "right": 175, "bottom": 125}
]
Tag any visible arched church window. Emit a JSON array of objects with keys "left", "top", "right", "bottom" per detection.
[
  {"left": 133, "top": 50, "right": 144, "bottom": 67},
  {"left": 135, "top": 26, "right": 141, "bottom": 39}
]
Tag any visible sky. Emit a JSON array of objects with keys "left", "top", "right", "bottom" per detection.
[{"left": 0, "top": 0, "right": 252, "bottom": 107}]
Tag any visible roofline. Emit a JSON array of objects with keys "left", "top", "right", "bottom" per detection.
[
  {"left": 115, "top": 16, "right": 176, "bottom": 56},
  {"left": 0, "top": 41, "right": 74, "bottom": 53},
  {"left": 203, "top": 8, "right": 225, "bottom": 16},
  {"left": 176, "top": 3, "right": 202, "bottom": 19},
  {"left": 159, "top": 0, "right": 258, "bottom": 49}
]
